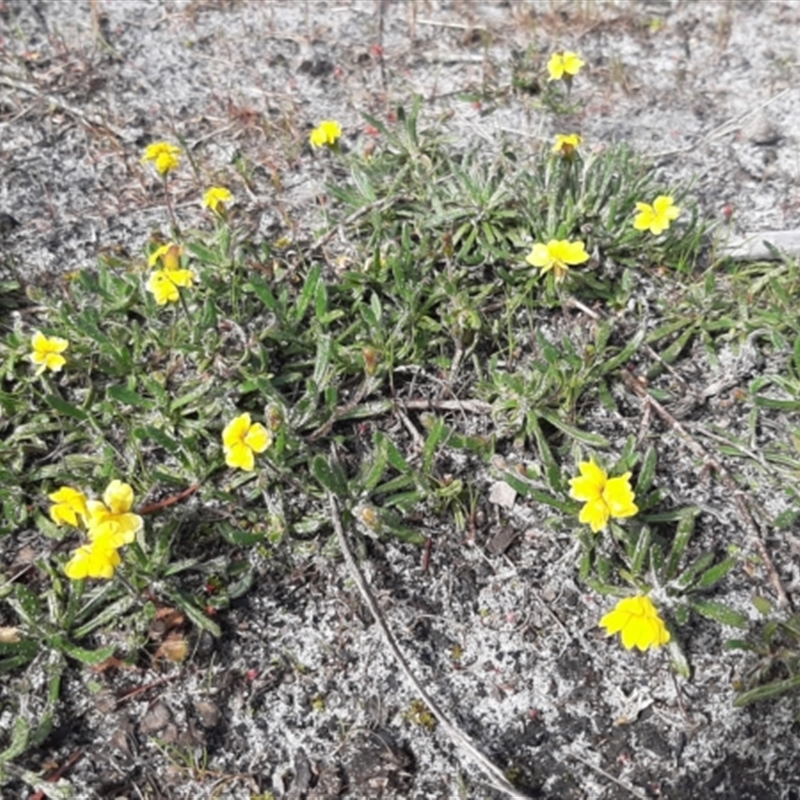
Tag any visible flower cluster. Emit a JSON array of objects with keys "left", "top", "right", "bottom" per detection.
[
  {"left": 146, "top": 243, "right": 195, "bottom": 305},
  {"left": 52, "top": 481, "right": 143, "bottom": 580}
]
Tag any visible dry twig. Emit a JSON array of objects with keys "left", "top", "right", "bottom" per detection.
[{"left": 327, "top": 491, "right": 531, "bottom": 800}]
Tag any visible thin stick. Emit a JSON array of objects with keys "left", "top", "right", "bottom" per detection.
[
  {"left": 138, "top": 483, "right": 200, "bottom": 516},
  {"left": 567, "top": 752, "right": 649, "bottom": 800},
  {"left": 327, "top": 492, "right": 531, "bottom": 799}
]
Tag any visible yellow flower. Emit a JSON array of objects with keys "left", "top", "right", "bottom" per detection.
[
  {"left": 202, "top": 186, "right": 234, "bottom": 213},
  {"left": 141, "top": 141, "right": 182, "bottom": 175},
  {"left": 222, "top": 412, "right": 271, "bottom": 471},
  {"left": 547, "top": 51, "right": 585, "bottom": 81},
  {"left": 30, "top": 331, "right": 69, "bottom": 374},
  {"left": 599, "top": 595, "right": 671, "bottom": 651},
  {"left": 569, "top": 460, "right": 638, "bottom": 533},
  {"left": 525, "top": 239, "right": 589, "bottom": 282},
  {"left": 85, "top": 480, "right": 143, "bottom": 548},
  {"left": 48, "top": 486, "right": 88, "bottom": 527},
  {"left": 146, "top": 268, "right": 195, "bottom": 305},
  {"left": 633, "top": 195, "right": 680, "bottom": 235},
  {"left": 552, "top": 133, "right": 582, "bottom": 156},
  {"left": 309, "top": 120, "right": 342, "bottom": 149},
  {"left": 64, "top": 540, "right": 122, "bottom": 581},
  {"left": 148, "top": 243, "right": 183, "bottom": 271}
]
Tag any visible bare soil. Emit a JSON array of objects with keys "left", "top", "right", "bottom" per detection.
[{"left": 2, "top": 2, "right": 800, "bottom": 799}]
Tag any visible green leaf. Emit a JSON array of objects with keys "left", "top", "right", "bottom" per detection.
[
  {"left": 55, "top": 638, "right": 117, "bottom": 665},
  {"left": 636, "top": 446, "right": 657, "bottom": 494},
  {"left": 695, "top": 556, "right": 738, "bottom": 589},
  {"left": 72, "top": 594, "right": 137, "bottom": 639},
  {"left": 751, "top": 595, "right": 773, "bottom": 616},
  {"left": 295, "top": 264, "right": 321, "bottom": 322},
  {"left": 312, "top": 456, "right": 349, "bottom": 497},
  {"left": 11, "top": 584, "right": 42, "bottom": 625},
  {"left": 107, "top": 385, "right": 153, "bottom": 408},
  {"left": 133, "top": 425, "right": 181, "bottom": 454},
  {"left": 170, "top": 379, "right": 214, "bottom": 412},
  {"left": 664, "top": 507, "right": 699, "bottom": 580},
  {"left": 44, "top": 394, "right": 89, "bottom": 422},
  {"left": 667, "top": 633, "right": 691, "bottom": 679},
  {"left": 688, "top": 599, "right": 749, "bottom": 629},
  {"left": 0, "top": 716, "right": 30, "bottom": 764},
  {"left": 597, "top": 327, "right": 645, "bottom": 375},
  {"left": 629, "top": 526, "right": 651, "bottom": 577},
  {"left": 244, "top": 275, "right": 277, "bottom": 311},
  {"left": 0, "top": 639, "right": 39, "bottom": 674},
  {"left": 163, "top": 589, "right": 221, "bottom": 637},
  {"left": 734, "top": 673, "right": 800, "bottom": 707},
  {"left": 538, "top": 411, "right": 610, "bottom": 447}
]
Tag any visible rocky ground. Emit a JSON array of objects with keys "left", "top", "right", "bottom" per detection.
[{"left": 2, "top": 1, "right": 800, "bottom": 799}]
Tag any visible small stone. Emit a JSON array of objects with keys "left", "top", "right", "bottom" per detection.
[
  {"left": 488, "top": 481, "right": 517, "bottom": 508},
  {"left": 138, "top": 701, "right": 171, "bottom": 735},
  {"left": 194, "top": 699, "right": 221, "bottom": 729}
]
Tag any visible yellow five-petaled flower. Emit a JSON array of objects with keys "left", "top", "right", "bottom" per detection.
[
  {"left": 49, "top": 486, "right": 88, "bottom": 527},
  {"left": 146, "top": 269, "right": 195, "bottom": 305},
  {"left": 309, "top": 120, "right": 342, "bottom": 149},
  {"left": 30, "top": 331, "right": 69, "bottom": 374},
  {"left": 547, "top": 51, "right": 585, "bottom": 81},
  {"left": 146, "top": 243, "right": 194, "bottom": 305},
  {"left": 569, "top": 459, "right": 638, "bottom": 533},
  {"left": 64, "top": 540, "right": 122, "bottom": 581},
  {"left": 85, "top": 479, "right": 144, "bottom": 548},
  {"left": 202, "top": 186, "right": 234, "bottom": 214},
  {"left": 599, "top": 595, "right": 671, "bottom": 651},
  {"left": 633, "top": 195, "right": 680, "bottom": 235},
  {"left": 141, "top": 141, "right": 182, "bottom": 175},
  {"left": 552, "top": 133, "right": 582, "bottom": 156},
  {"left": 526, "top": 239, "right": 589, "bottom": 282},
  {"left": 222, "top": 413, "right": 271, "bottom": 471}
]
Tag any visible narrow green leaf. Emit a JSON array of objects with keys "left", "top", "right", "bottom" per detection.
[
  {"left": 696, "top": 556, "right": 738, "bottom": 589},
  {"left": 667, "top": 633, "right": 691, "bottom": 679},
  {"left": 57, "top": 639, "right": 117, "bottom": 665},
  {"left": 44, "top": 394, "right": 89, "bottom": 422},
  {"left": 689, "top": 599, "right": 749, "bottom": 629},
  {"left": 630, "top": 526, "right": 652, "bottom": 577},
  {"left": 664, "top": 507, "right": 699, "bottom": 580},
  {"left": 636, "top": 446, "right": 657, "bottom": 494},
  {"left": 72, "top": 594, "right": 137, "bottom": 639},
  {"left": 107, "top": 385, "right": 152, "bottom": 408},
  {"left": 539, "top": 411, "right": 610, "bottom": 447},
  {"left": 244, "top": 275, "right": 277, "bottom": 311},
  {"left": 164, "top": 590, "right": 221, "bottom": 637},
  {"left": 311, "top": 455, "right": 349, "bottom": 497},
  {"left": 734, "top": 674, "right": 800, "bottom": 707},
  {"left": 295, "top": 264, "right": 321, "bottom": 322},
  {"left": 170, "top": 379, "right": 214, "bottom": 412},
  {"left": 133, "top": 425, "right": 181, "bottom": 454},
  {"left": 597, "top": 327, "right": 646, "bottom": 375}
]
